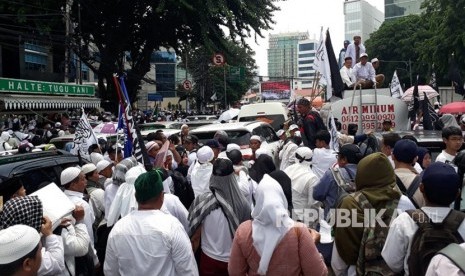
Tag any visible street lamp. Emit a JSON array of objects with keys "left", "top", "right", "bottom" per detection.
[{"left": 380, "top": 59, "right": 412, "bottom": 87}]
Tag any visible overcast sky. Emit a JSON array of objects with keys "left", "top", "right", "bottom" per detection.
[{"left": 247, "top": 0, "right": 385, "bottom": 76}]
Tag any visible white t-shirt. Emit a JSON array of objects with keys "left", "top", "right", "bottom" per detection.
[
  {"left": 436, "top": 150, "right": 456, "bottom": 165},
  {"left": 201, "top": 209, "right": 233, "bottom": 263}
]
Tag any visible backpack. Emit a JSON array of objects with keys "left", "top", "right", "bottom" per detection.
[
  {"left": 358, "top": 134, "right": 380, "bottom": 157},
  {"left": 395, "top": 175, "right": 421, "bottom": 208},
  {"left": 353, "top": 192, "right": 399, "bottom": 276},
  {"left": 330, "top": 167, "right": 355, "bottom": 208},
  {"left": 437, "top": 243, "right": 465, "bottom": 273},
  {"left": 407, "top": 209, "right": 465, "bottom": 276},
  {"left": 169, "top": 170, "right": 195, "bottom": 209}
]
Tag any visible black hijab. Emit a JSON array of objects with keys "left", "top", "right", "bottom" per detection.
[
  {"left": 269, "top": 170, "right": 293, "bottom": 213},
  {"left": 249, "top": 155, "right": 276, "bottom": 183}
]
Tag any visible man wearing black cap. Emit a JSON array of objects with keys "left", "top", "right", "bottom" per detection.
[
  {"left": 382, "top": 162, "right": 465, "bottom": 275},
  {"left": 104, "top": 170, "right": 198, "bottom": 275},
  {"left": 296, "top": 98, "right": 327, "bottom": 149}
]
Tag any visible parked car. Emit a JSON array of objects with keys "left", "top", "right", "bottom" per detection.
[
  {"left": 139, "top": 122, "right": 184, "bottom": 132},
  {"left": 50, "top": 133, "right": 119, "bottom": 151},
  {"left": 0, "top": 150, "right": 82, "bottom": 195},
  {"left": 190, "top": 121, "right": 280, "bottom": 161},
  {"left": 186, "top": 115, "right": 218, "bottom": 121}
]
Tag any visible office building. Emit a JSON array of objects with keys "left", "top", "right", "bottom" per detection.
[
  {"left": 385, "top": 0, "right": 423, "bottom": 21},
  {"left": 344, "top": 0, "right": 384, "bottom": 42},
  {"left": 267, "top": 32, "right": 309, "bottom": 79},
  {"left": 297, "top": 39, "right": 318, "bottom": 89}
]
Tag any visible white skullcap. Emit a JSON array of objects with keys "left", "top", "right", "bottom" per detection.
[
  {"left": 0, "top": 225, "right": 40, "bottom": 264},
  {"left": 294, "top": 131, "right": 302, "bottom": 137},
  {"left": 55, "top": 122, "right": 62, "bottom": 128},
  {"left": 96, "top": 160, "right": 112, "bottom": 173},
  {"left": 61, "top": 167, "right": 81, "bottom": 185},
  {"left": 58, "top": 130, "right": 65, "bottom": 137},
  {"left": 371, "top": 58, "right": 379, "bottom": 63},
  {"left": 296, "top": 147, "right": 313, "bottom": 160},
  {"left": 226, "top": 143, "right": 241, "bottom": 153},
  {"left": 125, "top": 165, "right": 146, "bottom": 185},
  {"left": 289, "top": 124, "right": 299, "bottom": 131},
  {"left": 145, "top": 141, "right": 159, "bottom": 152},
  {"left": 255, "top": 148, "right": 272, "bottom": 159},
  {"left": 90, "top": 152, "right": 104, "bottom": 165},
  {"left": 1, "top": 131, "right": 11, "bottom": 141},
  {"left": 276, "top": 129, "right": 285, "bottom": 137},
  {"left": 197, "top": 146, "right": 214, "bottom": 163},
  {"left": 82, "top": 163, "right": 97, "bottom": 175},
  {"left": 250, "top": 135, "right": 261, "bottom": 142}
]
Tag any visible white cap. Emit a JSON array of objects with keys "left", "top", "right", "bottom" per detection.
[
  {"left": 371, "top": 58, "right": 379, "bottom": 63},
  {"left": 255, "top": 148, "right": 272, "bottom": 159},
  {"left": 146, "top": 141, "right": 159, "bottom": 152},
  {"left": 96, "top": 160, "right": 112, "bottom": 173},
  {"left": 0, "top": 224, "right": 40, "bottom": 264},
  {"left": 60, "top": 167, "right": 81, "bottom": 185},
  {"left": 226, "top": 143, "right": 241, "bottom": 153},
  {"left": 55, "top": 122, "right": 61, "bottom": 128},
  {"left": 295, "top": 131, "right": 302, "bottom": 137},
  {"left": 125, "top": 165, "right": 146, "bottom": 185},
  {"left": 289, "top": 124, "right": 299, "bottom": 131},
  {"left": 90, "top": 152, "right": 104, "bottom": 166},
  {"left": 295, "top": 147, "right": 313, "bottom": 160},
  {"left": 197, "top": 146, "right": 214, "bottom": 163},
  {"left": 276, "top": 129, "right": 285, "bottom": 137},
  {"left": 82, "top": 163, "right": 97, "bottom": 175},
  {"left": 360, "top": 53, "right": 368, "bottom": 58},
  {"left": 250, "top": 135, "right": 261, "bottom": 142}
]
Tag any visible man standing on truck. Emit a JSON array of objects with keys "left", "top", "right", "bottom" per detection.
[{"left": 296, "top": 98, "right": 327, "bottom": 149}]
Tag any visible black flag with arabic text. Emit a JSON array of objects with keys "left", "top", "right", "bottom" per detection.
[{"left": 325, "top": 30, "right": 344, "bottom": 98}]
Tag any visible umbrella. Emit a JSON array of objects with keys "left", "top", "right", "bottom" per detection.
[
  {"left": 93, "top": 122, "right": 118, "bottom": 134},
  {"left": 218, "top": 108, "right": 240, "bottom": 122},
  {"left": 401, "top": 85, "right": 439, "bottom": 102},
  {"left": 439, "top": 102, "right": 465, "bottom": 115}
]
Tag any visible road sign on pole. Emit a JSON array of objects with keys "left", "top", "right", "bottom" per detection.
[
  {"left": 183, "top": 79, "right": 192, "bottom": 90},
  {"left": 213, "top": 53, "right": 225, "bottom": 66}
]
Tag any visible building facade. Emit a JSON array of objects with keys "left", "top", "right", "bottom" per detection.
[
  {"left": 385, "top": 0, "right": 423, "bottom": 21},
  {"left": 344, "top": 0, "right": 384, "bottom": 42},
  {"left": 267, "top": 32, "right": 309, "bottom": 79},
  {"left": 297, "top": 40, "right": 318, "bottom": 89}
]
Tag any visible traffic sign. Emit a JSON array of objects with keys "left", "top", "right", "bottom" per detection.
[
  {"left": 212, "top": 53, "right": 225, "bottom": 66},
  {"left": 183, "top": 79, "right": 192, "bottom": 90}
]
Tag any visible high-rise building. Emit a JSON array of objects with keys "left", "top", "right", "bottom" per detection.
[
  {"left": 385, "top": 0, "right": 423, "bottom": 21},
  {"left": 344, "top": 0, "right": 384, "bottom": 42},
  {"left": 267, "top": 32, "right": 309, "bottom": 79},
  {"left": 297, "top": 39, "right": 318, "bottom": 89}
]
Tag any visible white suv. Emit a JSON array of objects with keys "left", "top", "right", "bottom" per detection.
[{"left": 190, "top": 121, "right": 280, "bottom": 162}]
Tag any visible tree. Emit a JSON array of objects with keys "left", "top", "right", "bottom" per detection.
[
  {"left": 365, "top": 15, "right": 431, "bottom": 88},
  {"left": 70, "top": 0, "right": 277, "bottom": 111},
  {"left": 185, "top": 39, "right": 257, "bottom": 111},
  {"left": 419, "top": 0, "right": 465, "bottom": 84}
]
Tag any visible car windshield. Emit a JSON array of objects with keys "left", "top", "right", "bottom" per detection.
[
  {"left": 238, "top": 114, "right": 285, "bottom": 130},
  {"left": 194, "top": 130, "right": 251, "bottom": 146}
]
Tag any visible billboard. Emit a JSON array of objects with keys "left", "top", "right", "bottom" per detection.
[{"left": 261, "top": 81, "right": 291, "bottom": 101}]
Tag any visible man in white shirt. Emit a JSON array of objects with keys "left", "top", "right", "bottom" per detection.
[
  {"left": 312, "top": 130, "right": 337, "bottom": 179},
  {"left": 340, "top": 56, "right": 355, "bottom": 89},
  {"left": 436, "top": 126, "right": 463, "bottom": 168},
  {"left": 345, "top": 35, "right": 366, "bottom": 68},
  {"left": 353, "top": 53, "right": 376, "bottom": 89},
  {"left": 105, "top": 170, "right": 198, "bottom": 276},
  {"left": 382, "top": 162, "right": 465, "bottom": 275}
]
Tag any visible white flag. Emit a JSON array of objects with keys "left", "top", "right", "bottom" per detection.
[
  {"left": 390, "top": 70, "right": 404, "bottom": 99},
  {"left": 313, "top": 27, "right": 332, "bottom": 99},
  {"left": 329, "top": 113, "right": 340, "bottom": 152},
  {"left": 210, "top": 93, "right": 217, "bottom": 101},
  {"left": 71, "top": 108, "right": 98, "bottom": 160}
]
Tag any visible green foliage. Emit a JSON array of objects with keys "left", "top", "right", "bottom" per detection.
[
  {"left": 367, "top": 1, "right": 465, "bottom": 88},
  {"left": 185, "top": 39, "right": 257, "bottom": 111},
  {"left": 70, "top": 0, "right": 277, "bottom": 108}
]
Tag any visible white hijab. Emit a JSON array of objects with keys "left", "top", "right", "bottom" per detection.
[
  {"left": 252, "top": 174, "right": 294, "bottom": 275},
  {"left": 107, "top": 165, "right": 146, "bottom": 226},
  {"left": 283, "top": 147, "right": 316, "bottom": 194}
]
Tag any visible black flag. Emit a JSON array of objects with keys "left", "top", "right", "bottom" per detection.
[
  {"left": 408, "top": 75, "right": 420, "bottom": 128},
  {"left": 448, "top": 56, "right": 465, "bottom": 96},
  {"left": 429, "top": 64, "right": 440, "bottom": 102},
  {"left": 325, "top": 29, "right": 344, "bottom": 98},
  {"left": 421, "top": 92, "right": 439, "bottom": 130}
]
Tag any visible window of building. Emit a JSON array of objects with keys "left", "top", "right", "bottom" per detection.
[
  {"left": 299, "top": 66, "right": 313, "bottom": 71},
  {"left": 299, "top": 43, "right": 314, "bottom": 52},
  {"left": 24, "top": 42, "right": 48, "bottom": 71},
  {"left": 299, "top": 53, "right": 315, "bottom": 58},
  {"left": 299, "top": 73, "right": 313, "bottom": 77}
]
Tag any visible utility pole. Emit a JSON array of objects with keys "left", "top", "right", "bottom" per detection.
[
  {"left": 77, "top": 2, "right": 82, "bottom": 84},
  {"left": 64, "top": 0, "right": 71, "bottom": 83}
]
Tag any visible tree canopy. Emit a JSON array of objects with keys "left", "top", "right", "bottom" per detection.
[
  {"left": 366, "top": 0, "right": 465, "bottom": 89},
  {"left": 70, "top": 0, "right": 278, "bottom": 109}
]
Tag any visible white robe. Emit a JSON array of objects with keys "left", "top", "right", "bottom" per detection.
[{"left": 191, "top": 162, "right": 213, "bottom": 197}]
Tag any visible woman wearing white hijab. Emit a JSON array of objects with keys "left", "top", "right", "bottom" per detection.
[{"left": 228, "top": 174, "right": 327, "bottom": 276}]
